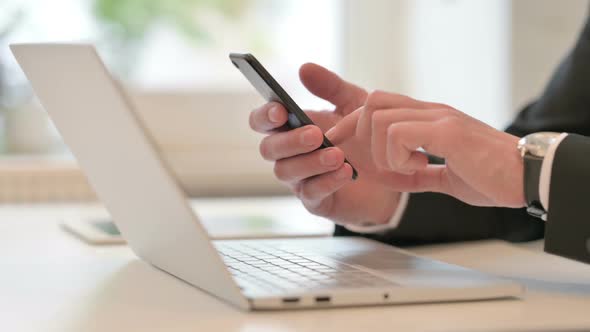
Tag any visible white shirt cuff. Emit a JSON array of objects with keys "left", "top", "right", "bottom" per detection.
[
  {"left": 343, "top": 192, "right": 410, "bottom": 234},
  {"left": 539, "top": 132, "right": 568, "bottom": 212}
]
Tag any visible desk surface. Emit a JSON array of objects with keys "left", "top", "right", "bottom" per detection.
[{"left": 2, "top": 201, "right": 590, "bottom": 332}]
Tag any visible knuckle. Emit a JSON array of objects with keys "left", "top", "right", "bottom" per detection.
[
  {"left": 386, "top": 123, "right": 403, "bottom": 141},
  {"left": 430, "top": 102, "right": 453, "bottom": 111},
  {"left": 366, "top": 90, "right": 388, "bottom": 108},
  {"left": 268, "top": 101, "right": 281, "bottom": 109},
  {"left": 248, "top": 110, "right": 257, "bottom": 130},
  {"left": 250, "top": 103, "right": 279, "bottom": 131},
  {"left": 304, "top": 202, "right": 330, "bottom": 218},
  {"left": 291, "top": 182, "right": 303, "bottom": 197},
  {"left": 301, "top": 125, "right": 323, "bottom": 148},
  {"left": 440, "top": 104, "right": 454, "bottom": 112},
  {"left": 258, "top": 137, "right": 274, "bottom": 161},
  {"left": 366, "top": 90, "right": 382, "bottom": 99},
  {"left": 372, "top": 152, "right": 389, "bottom": 171},
  {"left": 370, "top": 108, "right": 380, "bottom": 124},
  {"left": 298, "top": 181, "right": 335, "bottom": 218},
  {"left": 299, "top": 182, "right": 320, "bottom": 202},
  {"left": 436, "top": 116, "right": 464, "bottom": 146},
  {"left": 309, "top": 124, "right": 323, "bottom": 137},
  {"left": 386, "top": 124, "right": 405, "bottom": 168},
  {"left": 328, "top": 149, "right": 346, "bottom": 168},
  {"left": 371, "top": 109, "right": 388, "bottom": 128},
  {"left": 439, "top": 107, "right": 460, "bottom": 117},
  {"left": 439, "top": 114, "right": 463, "bottom": 131},
  {"left": 273, "top": 161, "right": 290, "bottom": 182},
  {"left": 366, "top": 90, "right": 410, "bottom": 109}
]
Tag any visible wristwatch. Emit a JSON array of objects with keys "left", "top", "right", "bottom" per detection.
[{"left": 517, "top": 132, "right": 561, "bottom": 221}]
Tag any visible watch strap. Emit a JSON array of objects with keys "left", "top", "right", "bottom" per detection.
[{"left": 523, "top": 153, "right": 544, "bottom": 216}]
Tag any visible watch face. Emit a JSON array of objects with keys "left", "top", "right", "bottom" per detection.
[{"left": 518, "top": 132, "right": 561, "bottom": 157}]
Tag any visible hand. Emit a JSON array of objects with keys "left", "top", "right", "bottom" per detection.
[
  {"left": 249, "top": 64, "right": 402, "bottom": 227},
  {"left": 327, "top": 90, "right": 526, "bottom": 208}
]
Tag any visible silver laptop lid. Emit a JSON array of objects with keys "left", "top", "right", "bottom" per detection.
[{"left": 11, "top": 43, "right": 248, "bottom": 309}]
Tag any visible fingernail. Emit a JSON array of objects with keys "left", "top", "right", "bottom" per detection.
[
  {"left": 325, "top": 127, "right": 334, "bottom": 139},
  {"left": 301, "top": 128, "right": 318, "bottom": 146},
  {"left": 334, "top": 165, "right": 350, "bottom": 180},
  {"left": 268, "top": 106, "right": 282, "bottom": 123},
  {"left": 320, "top": 149, "right": 339, "bottom": 166}
]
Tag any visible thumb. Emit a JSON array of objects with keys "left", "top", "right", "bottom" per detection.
[
  {"left": 325, "top": 107, "right": 362, "bottom": 145},
  {"left": 299, "top": 63, "right": 367, "bottom": 115}
]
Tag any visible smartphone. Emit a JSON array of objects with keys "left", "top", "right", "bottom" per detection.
[{"left": 229, "top": 53, "right": 358, "bottom": 180}]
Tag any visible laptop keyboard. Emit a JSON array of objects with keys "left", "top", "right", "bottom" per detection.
[{"left": 216, "top": 242, "right": 396, "bottom": 294}]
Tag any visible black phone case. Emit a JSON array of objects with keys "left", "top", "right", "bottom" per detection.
[{"left": 229, "top": 53, "right": 358, "bottom": 180}]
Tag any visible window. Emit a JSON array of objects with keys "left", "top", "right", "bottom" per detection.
[
  {"left": 0, "top": 0, "right": 342, "bottom": 198},
  {"left": 1, "top": 0, "right": 341, "bottom": 103}
]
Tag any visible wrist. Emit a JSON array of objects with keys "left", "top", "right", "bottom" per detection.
[
  {"left": 351, "top": 190, "right": 401, "bottom": 226},
  {"left": 504, "top": 134, "right": 527, "bottom": 207},
  {"left": 513, "top": 140, "right": 527, "bottom": 207},
  {"left": 375, "top": 190, "right": 402, "bottom": 225},
  {"left": 344, "top": 191, "right": 409, "bottom": 234},
  {"left": 517, "top": 132, "right": 564, "bottom": 219}
]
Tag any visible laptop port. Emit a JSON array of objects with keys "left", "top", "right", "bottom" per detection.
[
  {"left": 282, "top": 297, "right": 300, "bottom": 304},
  {"left": 315, "top": 296, "right": 331, "bottom": 304}
]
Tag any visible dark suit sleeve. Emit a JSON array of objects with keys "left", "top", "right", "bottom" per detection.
[
  {"left": 543, "top": 134, "right": 590, "bottom": 263},
  {"left": 506, "top": 16, "right": 590, "bottom": 137},
  {"left": 335, "top": 16, "right": 590, "bottom": 247}
]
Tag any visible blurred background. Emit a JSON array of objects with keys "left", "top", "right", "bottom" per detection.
[{"left": 0, "top": 0, "right": 587, "bottom": 203}]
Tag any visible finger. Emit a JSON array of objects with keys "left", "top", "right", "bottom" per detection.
[
  {"left": 299, "top": 63, "right": 367, "bottom": 114},
  {"left": 389, "top": 151, "right": 429, "bottom": 175},
  {"left": 358, "top": 90, "right": 452, "bottom": 139},
  {"left": 379, "top": 165, "right": 447, "bottom": 193},
  {"left": 249, "top": 102, "right": 289, "bottom": 133},
  {"left": 324, "top": 107, "right": 362, "bottom": 145},
  {"left": 385, "top": 121, "right": 452, "bottom": 173},
  {"left": 259, "top": 125, "right": 323, "bottom": 161},
  {"left": 298, "top": 163, "right": 353, "bottom": 210},
  {"left": 370, "top": 108, "right": 445, "bottom": 169},
  {"left": 273, "top": 147, "right": 345, "bottom": 183},
  {"left": 306, "top": 110, "right": 339, "bottom": 132},
  {"left": 365, "top": 90, "right": 451, "bottom": 111}
]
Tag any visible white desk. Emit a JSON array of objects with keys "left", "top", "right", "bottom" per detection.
[{"left": 2, "top": 201, "right": 590, "bottom": 332}]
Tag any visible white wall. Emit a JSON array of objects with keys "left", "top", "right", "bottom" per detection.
[
  {"left": 341, "top": 0, "right": 411, "bottom": 91},
  {"left": 341, "top": 0, "right": 589, "bottom": 129},
  {"left": 406, "top": 0, "right": 511, "bottom": 128},
  {"left": 510, "top": 0, "right": 588, "bottom": 113}
]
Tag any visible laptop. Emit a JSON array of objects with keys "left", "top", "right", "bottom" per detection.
[{"left": 11, "top": 43, "right": 523, "bottom": 310}]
